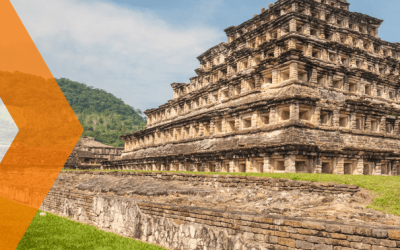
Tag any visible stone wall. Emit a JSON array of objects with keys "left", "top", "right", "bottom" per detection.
[
  {"left": 107, "top": 124, "right": 400, "bottom": 177},
  {"left": 67, "top": 171, "right": 362, "bottom": 196},
  {"left": 41, "top": 189, "right": 400, "bottom": 250}
]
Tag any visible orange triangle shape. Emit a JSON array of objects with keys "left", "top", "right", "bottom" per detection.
[{"left": 0, "top": 1, "right": 83, "bottom": 249}]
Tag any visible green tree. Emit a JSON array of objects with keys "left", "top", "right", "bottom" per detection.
[{"left": 57, "top": 78, "right": 146, "bottom": 146}]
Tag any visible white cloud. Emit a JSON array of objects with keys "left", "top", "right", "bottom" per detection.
[
  {"left": 0, "top": 98, "right": 19, "bottom": 161},
  {"left": 10, "top": 0, "right": 224, "bottom": 111}
]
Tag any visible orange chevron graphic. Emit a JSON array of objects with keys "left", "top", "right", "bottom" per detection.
[{"left": 0, "top": 1, "right": 83, "bottom": 249}]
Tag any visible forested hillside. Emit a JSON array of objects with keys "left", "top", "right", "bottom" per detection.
[{"left": 57, "top": 78, "right": 146, "bottom": 147}]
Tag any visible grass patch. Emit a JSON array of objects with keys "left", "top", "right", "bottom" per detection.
[
  {"left": 17, "top": 210, "right": 166, "bottom": 250},
  {"left": 65, "top": 169, "right": 400, "bottom": 216}
]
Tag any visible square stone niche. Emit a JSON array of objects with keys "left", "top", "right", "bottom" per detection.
[
  {"left": 278, "top": 106, "right": 290, "bottom": 122},
  {"left": 275, "top": 160, "right": 285, "bottom": 173},
  {"left": 299, "top": 106, "right": 313, "bottom": 121},
  {"left": 339, "top": 113, "right": 350, "bottom": 128},
  {"left": 320, "top": 111, "right": 332, "bottom": 126},
  {"left": 344, "top": 162, "right": 356, "bottom": 175},
  {"left": 238, "top": 161, "right": 246, "bottom": 173},
  {"left": 242, "top": 116, "right": 252, "bottom": 129},
  {"left": 322, "top": 162, "right": 333, "bottom": 174},
  {"left": 295, "top": 161, "right": 311, "bottom": 173}
]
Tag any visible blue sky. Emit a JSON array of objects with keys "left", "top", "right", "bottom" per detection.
[
  {"left": 106, "top": 0, "right": 400, "bottom": 43},
  {"left": 10, "top": 0, "right": 400, "bottom": 113}
]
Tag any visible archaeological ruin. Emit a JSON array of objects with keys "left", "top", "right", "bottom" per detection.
[
  {"left": 64, "top": 137, "right": 124, "bottom": 170},
  {"left": 39, "top": 1, "right": 400, "bottom": 249},
  {"left": 106, "top": 0, "right": 400, "bottom": 176},
  {"left": 41, "top": 171, "right": 400, "bottom": 250}
]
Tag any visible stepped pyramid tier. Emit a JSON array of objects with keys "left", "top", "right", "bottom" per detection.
[
  {"left": 64, "top": 137, "right": 124, "bottom": 169},
  {"left": 107, "top": 0, "right": 400, "bottom": 176}
]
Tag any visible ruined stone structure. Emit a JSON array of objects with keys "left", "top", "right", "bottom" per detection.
[
  {"left": 64, "top": 137, "right": 123, "bottom": 169},
  {"left": 42, "top": 171, "right": 400, "bottom": 250},
  {"left": 112, "top": 0, "right": 400, "bottom": 176}
]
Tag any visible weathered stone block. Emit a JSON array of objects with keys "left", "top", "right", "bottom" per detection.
[
  {"left": 302, "top": 222, "right": 326, "bottom": 231},
  {"left": 331, "top": 233, "right": 348, "bottom": 239},
  {"left": 306, "top": 236, "right": 326, "bottom": 244},
  {"left": 296, "top": 240, "right": 315, "bottom": 249},
  {"left": 372, "top": 229, "right": 388, "bottom": 239},
  {"left": 278, "top": 237, "right": 296, "bottom": 248},
  {"left": 388, "top": 230, "right": 400, "bottom": 241},
  {"left": 371, "top": 246, "right": 388, "bottom": 250},
  {"left": 315, "top": 244, "right": 333, "bottom": 250},
  {"left": 276, "top": 231, "right": 291, "bottom": 238},
  {"left": 326, "top": 224, "right": 341, "bottom": 233},
  {"left": 347, "top": 235, "right": 363, "bottom": 242},
  {"left": 355, "top": 227, "right": 372, "bottom": 237},
  {"left": 379, "top": 239, "right": 397, "bottom": 248}
]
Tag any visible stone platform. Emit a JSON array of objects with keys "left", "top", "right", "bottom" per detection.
[
  {"left": 53, "top": 171, "right": 399, "bottom": 227},
  {"left": 40, "top": 171, "right": 400, "bottom": 250}
]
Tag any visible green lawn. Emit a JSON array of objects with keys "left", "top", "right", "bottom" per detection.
[
  {"left": 67, "top": 170, "right": 400, "bottom": 216},
  {"left": 17, "top": 210, "right": 166, "bottom": 250}
]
